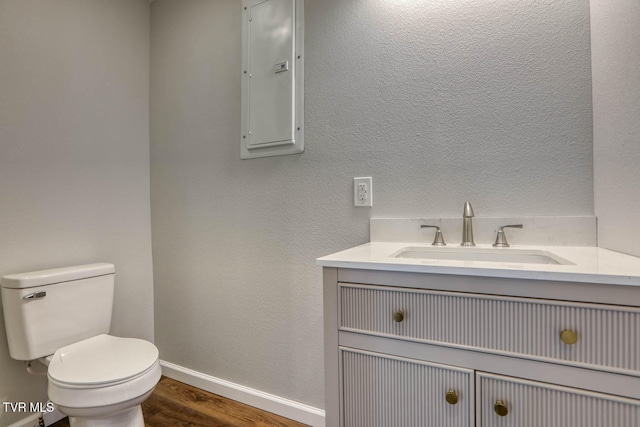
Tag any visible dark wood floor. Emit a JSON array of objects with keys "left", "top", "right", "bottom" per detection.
[{"left": 51, "top": 376, "right": 309, "bottom": 427}]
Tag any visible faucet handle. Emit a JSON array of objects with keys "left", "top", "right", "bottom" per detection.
[
  {"left": 420, "top": 225, "right": 447, "bottom": 246},
  {"left": 493, "top": 224, "right": 523, "bottom": 247}
]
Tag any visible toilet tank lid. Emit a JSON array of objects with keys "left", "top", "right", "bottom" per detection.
[{"left": 1, "top": 263, "right": 115, "bottom": 289}]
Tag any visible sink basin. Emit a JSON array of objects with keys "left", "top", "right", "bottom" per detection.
[{"left": 392, "top": 247, "right": 573, "bottom": 265}]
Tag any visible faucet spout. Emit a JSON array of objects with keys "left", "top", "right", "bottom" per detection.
[
  {"left": 461, "top": 201, "right": 475, "bottom": 246},
  {"left": 463, "top": 201, "right": 475, "bottom": 218}
]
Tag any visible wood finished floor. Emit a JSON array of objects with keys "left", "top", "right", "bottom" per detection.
[{"left": 50, "top": 376, "right": 309, "bottom": 427}]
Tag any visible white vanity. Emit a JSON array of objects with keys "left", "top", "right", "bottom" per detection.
[{"left": 318, "top": 219, "right": 640, "bottom": 427}]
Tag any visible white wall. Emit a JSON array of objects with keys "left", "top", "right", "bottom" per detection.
[
  {"left": 592, "top": 0, "right": 640, "bottom": 257},
  {"left": 151, "top": 0, "right": 593, "bottom": 408},
  {"left": 0, "top": 1, "right": 152, "bottom": 425}
]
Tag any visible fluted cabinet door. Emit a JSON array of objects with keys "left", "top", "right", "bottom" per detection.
[
  {"left": 478, "top": 372, "right": 640, "bottom": 427},
  {"left": 341, "top": 348, "right": 473, "bottom": 427}
]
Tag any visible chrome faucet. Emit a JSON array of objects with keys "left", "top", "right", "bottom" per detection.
[{"left": 461, "top": 201, "right": 475, "bottom": 247}]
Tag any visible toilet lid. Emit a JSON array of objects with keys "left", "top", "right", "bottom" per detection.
[{"left": 48, "top": 334, "right": 159, "bottom": 386}]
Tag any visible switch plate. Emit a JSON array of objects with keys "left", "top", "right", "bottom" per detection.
[{"left": 354, "top": 177, "right": 373, "bottom": 207}]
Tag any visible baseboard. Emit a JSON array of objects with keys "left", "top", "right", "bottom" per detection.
[
  {"left": 160, "top": 360, "right": 325, "bottom": 427},
  {"left": 5, "top": 404, "right": 64, "bottom": 427},
  {"left": 6, "top": 413, "right": 40, "bottom": 427}
]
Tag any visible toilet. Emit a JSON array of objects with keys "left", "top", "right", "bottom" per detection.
[{"left": 1, "top": 263, "right": 161, "bottom": 427}]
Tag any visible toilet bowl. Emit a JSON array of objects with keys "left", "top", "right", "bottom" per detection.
[{"left": 1, "top": 264, "right": 160, "bottom": 427}]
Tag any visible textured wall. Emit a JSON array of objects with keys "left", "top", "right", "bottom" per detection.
[
  {"left": 0, "top": 1, "right": 152, "bottom": 425},
  {"left": 592, "top": 0, "right": 640, "bottom": 257},
  {"left": 150, "top": 0, "right": 593, "bottom": 409}
]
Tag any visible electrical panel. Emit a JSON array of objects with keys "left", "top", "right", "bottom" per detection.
[{"left": 241, "top": 0, "right": 304, "bottom": 159}]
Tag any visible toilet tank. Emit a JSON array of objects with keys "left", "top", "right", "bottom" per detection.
[{"left": 1, "top": 263, "right": 115, "bottom": 361}]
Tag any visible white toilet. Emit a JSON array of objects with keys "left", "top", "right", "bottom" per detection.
[{"left": 1, "top": 263, "right": 161, "bottom": 427}]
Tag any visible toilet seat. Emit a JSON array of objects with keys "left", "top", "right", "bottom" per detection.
[
  {"left": 49, "top": 360, "right": 161, "bottom": 412},
  {"left": 48, "top": 334, "right": 158, "bottom": 388},
  {"left": 47, "top": 334, "right": 161, "bottom": 410}
]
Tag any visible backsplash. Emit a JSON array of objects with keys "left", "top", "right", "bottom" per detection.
[{"left": 371, "top": 217, "right": 597, "bottom": 247}]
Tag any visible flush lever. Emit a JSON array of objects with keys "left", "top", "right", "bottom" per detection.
[{"left": 23, "top": 291, "right": 46, "bottom": 300}]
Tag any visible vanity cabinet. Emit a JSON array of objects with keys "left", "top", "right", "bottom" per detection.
[{"left": 323, "top": 268, "right": 640, "bottom": 427}]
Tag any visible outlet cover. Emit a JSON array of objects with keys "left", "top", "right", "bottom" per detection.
[{"left": 354, "top": 177, "right": 372, "bottom": 207}]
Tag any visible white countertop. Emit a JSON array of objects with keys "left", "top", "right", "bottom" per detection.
[{"left": 317, "top": 243, "right": 640, "bottom": 286}]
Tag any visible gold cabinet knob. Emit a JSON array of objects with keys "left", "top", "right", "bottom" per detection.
[
  {"left": 445, "top": 389, "right": 458, "bottom": 405},
  {"left": 392, "top": 310, "right": 405, "bottom": 323},
  {"left": 494, "top": 400, "right": 508, "bottom": 416},
  {"left": 560, "top": 329, "right": 578, "bottom": 345}
]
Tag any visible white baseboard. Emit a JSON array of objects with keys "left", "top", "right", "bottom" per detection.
[
  {"left": 5, "top": 402, "right": 64, "bottom": 427},
  {"left": 6, "top": 413, "right": 41, "bottom": 427},
  {"left": 160, "top": 360, "right": 325, "bottom": 427}
]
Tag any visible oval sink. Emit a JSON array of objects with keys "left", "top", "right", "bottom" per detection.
[{"left": 392, "top": 247, "right": 573, "bottom": 265}]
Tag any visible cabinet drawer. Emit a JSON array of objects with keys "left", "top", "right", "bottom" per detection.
[
  {"left": 341, "top": 348, "right": 473, "bottom": 427},
  {"left": 478, "top": 372, "right": 640, "bottom": 426},
  {"left": 339, "top": 283, "right": 640, "bottom": 374}
]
